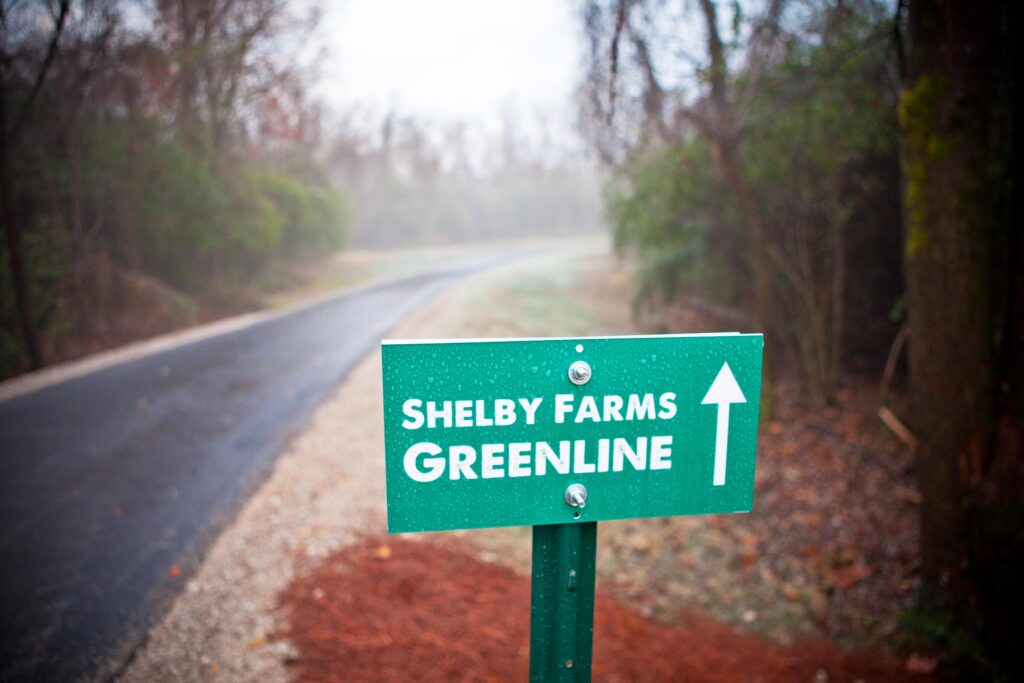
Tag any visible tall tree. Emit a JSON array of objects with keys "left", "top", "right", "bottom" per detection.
[
  {"left": 599, "top": 0, "right": 783, "bottom": 335},
  {"left": 154, "top": 0, "right": 312, "bottom": 166},
  {"left": 900, "top": 0, "right": 1022, "bottom": 673},
  {"left": 0, "top": 0, "right": 70, "bottom": 369},
  {"left": 585, "top": 0, "right": 897, "bottom": 401}
]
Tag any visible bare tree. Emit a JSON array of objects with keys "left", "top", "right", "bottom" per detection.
[
  {"left": 585, "top": 0, "right": 784, "bottom": 363},
  {"left": 1, "top": 0, "right": 70, "bottom": 369},
  {"left": 154, "top": 0, "right": 316, "bottom": 166},
  {"left": 584, "top": 0, "right": 894, "bottom": 402}
]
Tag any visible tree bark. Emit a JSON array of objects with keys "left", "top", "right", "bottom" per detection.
[
  {"left": 901, "top": 0, "right": 1022, "bottom": 672},
  {"left": 0, "top": 97, "right": 44, "bottom": 369},
  {"left": 696, "top": 0, "right": 773, "bottom": 338},
  {"left": 0, "top": 0, "right": 69, "bottom": 371}
]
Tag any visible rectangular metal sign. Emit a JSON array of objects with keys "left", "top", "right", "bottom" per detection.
[{"left": 382, "top": 333, "right": 763, "bottom": 533}]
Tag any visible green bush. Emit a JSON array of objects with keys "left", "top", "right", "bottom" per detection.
[
  {"left": 78, "top": 118, "right": 347, "bottom": 293},
  {"left": 243, "top": 169, "right": 348, "bottom": 258},
  {"left": 606, "top": 140, "right": 738, "bottom": 308}
]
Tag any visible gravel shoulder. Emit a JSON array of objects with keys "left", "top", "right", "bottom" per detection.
[
  {"left": 117, "top": 243, "right": 920, "bottom": 681},
  {"left": 116, "top": 246, "right": 622, "bottom": 682}
]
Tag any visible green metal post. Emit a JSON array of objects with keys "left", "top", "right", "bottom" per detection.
[{"left": 529, "top": 522, "right": 598, "bottom": 682}]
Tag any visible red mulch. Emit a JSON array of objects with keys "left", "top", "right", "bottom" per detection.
[{"left": 278, "top": 537, "right": 928, "bottom": 682}]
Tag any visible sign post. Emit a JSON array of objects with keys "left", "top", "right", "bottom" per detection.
[
  {"left": 529, "top": 522, "right": 597, "bottom": 680},
  {"left": 382, "top": 333, "right": 763, "bottom": 681}
]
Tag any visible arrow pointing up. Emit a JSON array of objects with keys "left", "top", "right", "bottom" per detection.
[{"left": 702, "top": 363, "right": 747, "bottom": 486}]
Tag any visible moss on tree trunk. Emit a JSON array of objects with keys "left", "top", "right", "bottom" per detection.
[{"left": 900, "top": 0, "right": 1022, "bottom": 675}]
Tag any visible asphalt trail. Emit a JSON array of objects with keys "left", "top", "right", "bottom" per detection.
[{"left": 0, "top": 254, "right": 512, "bottom": 681}]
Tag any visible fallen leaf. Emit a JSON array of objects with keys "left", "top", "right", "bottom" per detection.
[
  {"left": 736, "top": 531, "right": 758, "bottom": 548},
  {"left": 833, "top": 563, "right": 871, "bottom": 590},
  {"left": 738, "top": 549, "right": 758, "bottom": 570},
  {"left": 893, "top": 485, "right": 923, "bottom": 505},
  {"left": 905, "top": 653, "right": 938, "bottom": 674},
  {"left": 629, "top": 535, "right": 652, "bottom": 553},
  {"left": 808, "top": 588, "right": 830, "bottom": 621}
]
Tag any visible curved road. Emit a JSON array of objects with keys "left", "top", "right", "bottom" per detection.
[{"left": 0, "top": 252, "right": 518, "bottom": 682}]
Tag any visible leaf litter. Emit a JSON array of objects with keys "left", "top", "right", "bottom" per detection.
[
  {"left": 280, "top": 255, "right": 929, "bottom": 680},
  {"left": 278, "top": 536, "right": 925, "bottom": 682}
]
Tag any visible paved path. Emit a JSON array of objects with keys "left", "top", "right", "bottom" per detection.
[{"left": 0, "top": 253, "right": 514, "bottom": 681}]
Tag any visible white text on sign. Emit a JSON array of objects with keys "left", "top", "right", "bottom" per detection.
[
  {"left": 401, "top": 392, "right": 677, "bottom": 429},
  {"left": 400, "top": 391, "right": 679, "bottom": 482}
]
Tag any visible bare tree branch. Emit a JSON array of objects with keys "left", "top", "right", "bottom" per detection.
[
  {"left": 607, "top": 0, "right": 628, "bottom": 124},
  {"left": 10, "top": 0, "right": 69, "bottom": 138}
]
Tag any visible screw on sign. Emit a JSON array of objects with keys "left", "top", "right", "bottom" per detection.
[{"left": 381, "top": 333, "right": 764, "bottom": 681}]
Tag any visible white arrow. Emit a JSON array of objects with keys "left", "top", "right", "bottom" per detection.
[{"left": 701, "top": 362, "right": 747, "bottom": 486}]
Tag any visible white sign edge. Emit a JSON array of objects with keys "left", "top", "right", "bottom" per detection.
[{"left": 382, "top": 332, "right": 758, "bottom": 346}]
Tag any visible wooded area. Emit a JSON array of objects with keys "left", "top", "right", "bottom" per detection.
[
  {"left": 326, "top": 110, "right": 602, "bottom": 249},
  {"left": 1, "top": 0, "right": 352, "bottom": 378},
  {"left": 1, "top": 0, "right": 347, "bottom": 376},
  {"left": 582, "top": 0, "right": 1021, "bottom": 676},
  {"left": 0, "top": 1, "right": 601, "bottom": 379}
]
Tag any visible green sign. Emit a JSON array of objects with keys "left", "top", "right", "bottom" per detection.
[{"left": 382, "top": 333, "right": 763, "bottom": 533}]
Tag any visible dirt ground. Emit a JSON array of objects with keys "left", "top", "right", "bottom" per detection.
[
  {"left": 118, "top": 247, "right": 932, "bottom": 682},
  {"left": 279, "top": 536, "right": 920, "bottom": 683}
]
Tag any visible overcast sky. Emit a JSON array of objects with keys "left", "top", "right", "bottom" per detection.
[{"left": 314, "top": 0, "right": 585, "bottom": 148}]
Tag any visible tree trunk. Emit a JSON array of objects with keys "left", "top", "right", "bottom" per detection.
[
  {"left": 827, "top": 182, "right": 848, "bottom": 402},
  {"left": 696, "top": 0, "right": 774, "bottom": 339},
  {"left": 901, "top": 0, "right": 1022, "bottom": 673},
  {"left": 0, "top": 92, "right": 44, "bottom": 370},
  {"left": 708, "top": 139, "right": 772, "bottom": 323},
  {"left": 0, "top": 0, "right": 69, "bottom": 372}
]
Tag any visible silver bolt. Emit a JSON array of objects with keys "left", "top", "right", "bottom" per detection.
[
  {"left": 564, "top": 483, "right": 588, "bottom": 509},
  {"left": 568, "top": 360, "right": 591, "bottom": 385}
]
